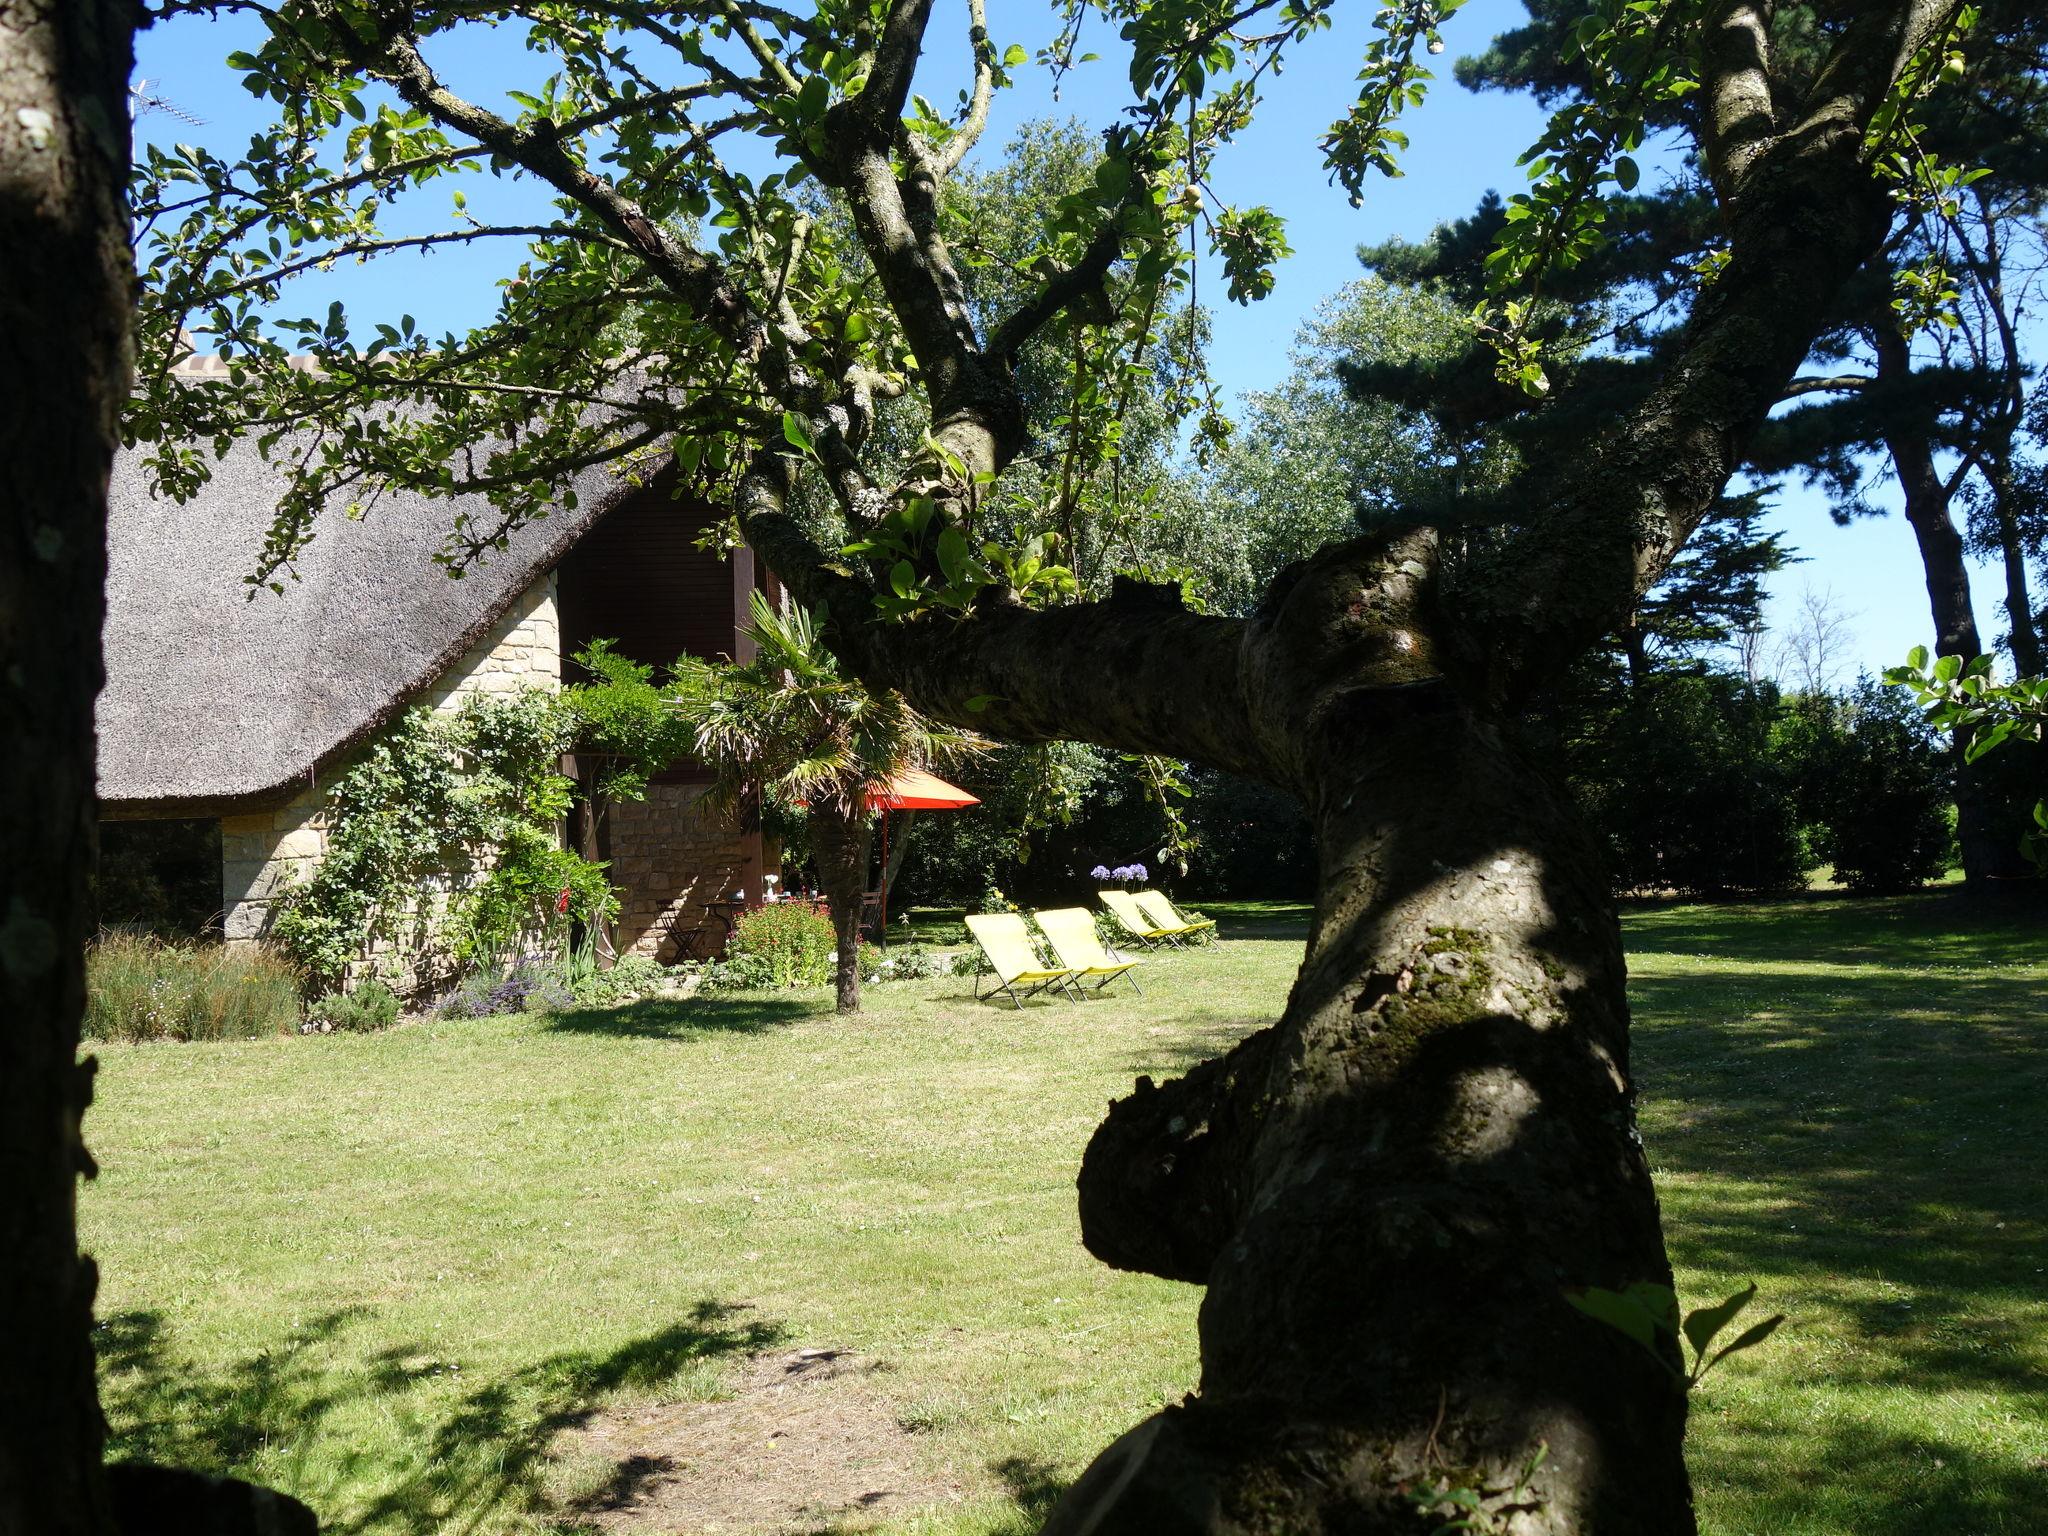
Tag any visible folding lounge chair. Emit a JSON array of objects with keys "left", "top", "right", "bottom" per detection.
[
  {"left": 1036, "top": 907, "right": 1143, "bottom": 997},
  {"left": 1099, "top": 889, "right": 1197, "bottom": 949},
  {"left": 964, "top": 913, "right": 1075, "bottom": 1008},
  {"left": 1136, "top": 890, "right": 1216, "bottom": 945}
]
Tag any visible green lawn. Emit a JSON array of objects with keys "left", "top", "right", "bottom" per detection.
[{"left": 79, "top": 890, "right": 2047, "bottom": 1534}]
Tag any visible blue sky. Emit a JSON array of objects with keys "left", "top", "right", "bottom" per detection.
[{"left": 134, "top": 0, "right": 2010, "bottom": 681}]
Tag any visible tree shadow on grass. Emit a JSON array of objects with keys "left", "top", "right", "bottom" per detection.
[
  {"left": 1623, "top": 883, "right": 2048, "bottom": 971},
  {"left": 546, "top": 992, "right": 821, "bottom": 1041},
  {"left": 1630, "top": 962, "right": 2048, "bottom": 1531},
  {"left": 97, "top": 1299, "right": 782, "bottom": 1535},
  {"left": 990, "top": 1455, "right": 1071, "bottom": 1525}
]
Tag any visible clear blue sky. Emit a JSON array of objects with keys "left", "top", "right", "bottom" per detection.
[{"left": 134, "top": 0, "right": 2008, "bottom": 681}]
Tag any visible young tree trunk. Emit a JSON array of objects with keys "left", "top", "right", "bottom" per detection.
[
  {"left": 809, "top": 805, "right": 871, "bottom": 1014},
  {"left": 1044, "top": 636, "right": 1690, "bottom": 1531},
  {"left": 1878, "top": 336, "right": 2025, "bottom": 882},
  {"left": 0, "top": 5, "right": 135, "bottom": 1531},
  {"left": 1989, "top": 488, "right": 2043, "bottom": 680}
]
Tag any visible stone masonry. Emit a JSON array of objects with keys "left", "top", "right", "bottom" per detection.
[
  {"left": 220, "top": 575, "right": 561, "bottom": 951},
  {"left": 608, "top": 785, "right": 761, "bottom": 961}
]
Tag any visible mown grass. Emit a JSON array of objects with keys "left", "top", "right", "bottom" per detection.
[{"left": 78, "top": 888, "right": 2046, "bottom": 1534}]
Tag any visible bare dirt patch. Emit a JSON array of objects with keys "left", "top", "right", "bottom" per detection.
[{"left": 552, "top": 1347, "right": 954, "bottom": 1534}]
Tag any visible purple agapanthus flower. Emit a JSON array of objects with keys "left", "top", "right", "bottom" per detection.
[{"left": 1090, "top": 864, "right": 1112, "bottom": 881}]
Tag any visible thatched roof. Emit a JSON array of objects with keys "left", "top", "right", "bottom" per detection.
[{"left": 98, "top": 436, "right": 643, "bottom": 815}]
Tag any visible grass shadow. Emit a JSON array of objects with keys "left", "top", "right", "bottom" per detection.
[
  {"left": 1631, "top": 957, "right": 2048, "bottom": 1531},
  {"left": 991, "top": 1455, "right": 1071, "bottom": 1525},
  {"left": 97, "top": 1298, "right": 783, "bottom": 1535},
  {"left": 546, "top": 992, "right": 821, "bottom": 1040},
  {"left": 1624, "top": 884, "right": 2048, "bottom": 970}
]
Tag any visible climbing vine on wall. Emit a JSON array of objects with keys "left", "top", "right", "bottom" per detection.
[{"left": 272, "top": 694, "right": 613, "bottom": 992}]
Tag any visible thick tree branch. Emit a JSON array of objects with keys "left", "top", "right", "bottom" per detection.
[
  {"left": 1468, "top": 0, "right": 1969, "bottom": 699},
  {"left": 736, "top": 453, "right": 1275, "bottom": 778},
  {"left": 986, "top": 212, "right": 1131, "bottom": 365},
  {"left": 860, "top": 0, "right": 938, "bottom": 127},
  {"left": 1699, "top": 2, "right": 1777, "bottom": 196},
  {"left": 1778, "top": 372, "right": 1877, "bottom": 398},
  {"left": 367, "top": 32, "right": 792, "bottom": 385}
]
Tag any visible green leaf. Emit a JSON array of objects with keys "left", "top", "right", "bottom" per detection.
[
  {"left": 1565, "top": 1286, "right": 1660, "bottom": 1352},
  {"left": 889, "top": 560, "right": 916, "bottom": 599},
  {"left": 843, "top": 311, "right": 870, "bottom": 344},
  {"left": 1613, "top": 155, "right": 1639, "bottom": 191},
  {"left": 1002, "top": 43, "right": 1028, "bottom": 67},
  {"left": 781, "top": 412, "right": 816, "bottom": 457},
  {"left": 937, "top": 526, "right": 971, "bottom": 586}
]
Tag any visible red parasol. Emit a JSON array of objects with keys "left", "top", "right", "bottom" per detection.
[
  {"left": 866, "top": 770, "right": 978, "bottom": 939},
  {"left": 865, "top": 768, "right": 981, "bottom": 811}
]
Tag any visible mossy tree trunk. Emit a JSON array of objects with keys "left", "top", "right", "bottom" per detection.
[
  {"left": 0, "top": 3, "right": 135, "bottom": 1531},
  {"left": 1053, "top": 693, "right": 1688, "bottom": 1532},
  {"left": 730, "top": 13, "right": 1949, "bottom": 1508}
]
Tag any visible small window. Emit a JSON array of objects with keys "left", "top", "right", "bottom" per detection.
[{"left": 95, "top": 819, "right": 223, "bottom": 939}]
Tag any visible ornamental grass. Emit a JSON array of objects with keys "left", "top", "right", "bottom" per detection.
[{"left": 84, "top": 933, "right": 303, "bottom": 1043}]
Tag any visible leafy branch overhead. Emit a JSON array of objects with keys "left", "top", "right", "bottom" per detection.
[{"left": 132, "top": 0, "right": 1979, "bottom": 762}]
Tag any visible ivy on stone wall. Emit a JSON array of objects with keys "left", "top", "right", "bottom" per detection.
[
  {"left": 273, "top": 695, "right": 607, "bottom": 991},
  {"left": 274, "top": 650, "right": 694, "bottom": 993}
]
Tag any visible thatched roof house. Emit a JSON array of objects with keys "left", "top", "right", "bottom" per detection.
[{"left": 97, "top": 430, "right": 773, "bottom": 964}]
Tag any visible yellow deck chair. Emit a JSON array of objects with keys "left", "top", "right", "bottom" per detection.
[
  {"left": 964, "top": 913, "right": 1075, "bottom": 1008},
  {"left": 1036, "top": 908, "right": 1143, "bottom": 997},
  {"left": 1099, "top": 889, "right": 1193, "bottom": 949},
  {"left": 1136, "top": 890, "right": 1216, "bottom": 945}
]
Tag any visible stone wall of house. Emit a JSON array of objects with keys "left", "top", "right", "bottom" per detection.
[
  {"left": 422, "top": 574, "right": 561, "bottom": 710},
  {"left": 219, "top": 576, "right": 561, "bottom": 961},
  {"left": 609, "top": 785, "right": 762, "bottom": 960},
  {"left": 219, "top": 780, "right": 328, "bottom": 944}
]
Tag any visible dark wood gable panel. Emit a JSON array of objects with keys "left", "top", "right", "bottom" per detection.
[{"left": 557, "top": 486, "right": 739, "bottom": 675}]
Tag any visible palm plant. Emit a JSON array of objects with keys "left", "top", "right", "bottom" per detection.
[{"left": 674, "top": 591, "right": 980, "bottom": 1012}]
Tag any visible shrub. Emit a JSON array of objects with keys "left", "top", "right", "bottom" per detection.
[
  {"left": 1566, "top": 673, "right": 1812, "bottom": 896},
  {"left": 568, "top": 953, "right": 670, "bottom": 1007},
  {"left": 866, "top": 945, "right": 945, "bottom": 983},
  {"left": 715, "top": 901, "right": 836, "bottom": 989},
  {"left": 84, "top": 935, "right": 302, "bottom": 1043},
  {"left": 1800, "top": 681, "right": 1955, "bottom": 892},
  {"left": 305, "top": 979, "right": 401, "bottom": 1034},
  {"left": 439, "top": 959, "right": 576, "bottom": 1018}
]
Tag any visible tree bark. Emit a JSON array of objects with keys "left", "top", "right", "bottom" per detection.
[
  {"left": 1988, "top": 483, "right": 2043, "bottom": 680},
  {"left": 809, "top": 805, "right": 871, "bottom": 1014},
  {"left": 1041, "top": 551, "right": 1690, "bottom": 1534},
  {"left": 1875, "top": 332, "right": 2026, "bottom": 881},
  {"left": 0, "top": 3, "right": 135, "bottom": 1531}
]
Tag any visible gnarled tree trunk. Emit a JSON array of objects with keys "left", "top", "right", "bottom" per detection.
[{"left": 1042, "top": 552, "right": 1689, "bottom": 1533}]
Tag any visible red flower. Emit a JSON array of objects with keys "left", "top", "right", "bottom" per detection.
[{"left": 555, "top": 886, "right": 572, "bottom": 914}]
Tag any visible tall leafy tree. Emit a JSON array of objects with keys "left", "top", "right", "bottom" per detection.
[
  {"left": 134, "top": 0, "right": 1981, "bottom": 1524},
  {"left": 1457, "top": 0, "right": 2048, "bottom": 877}
]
